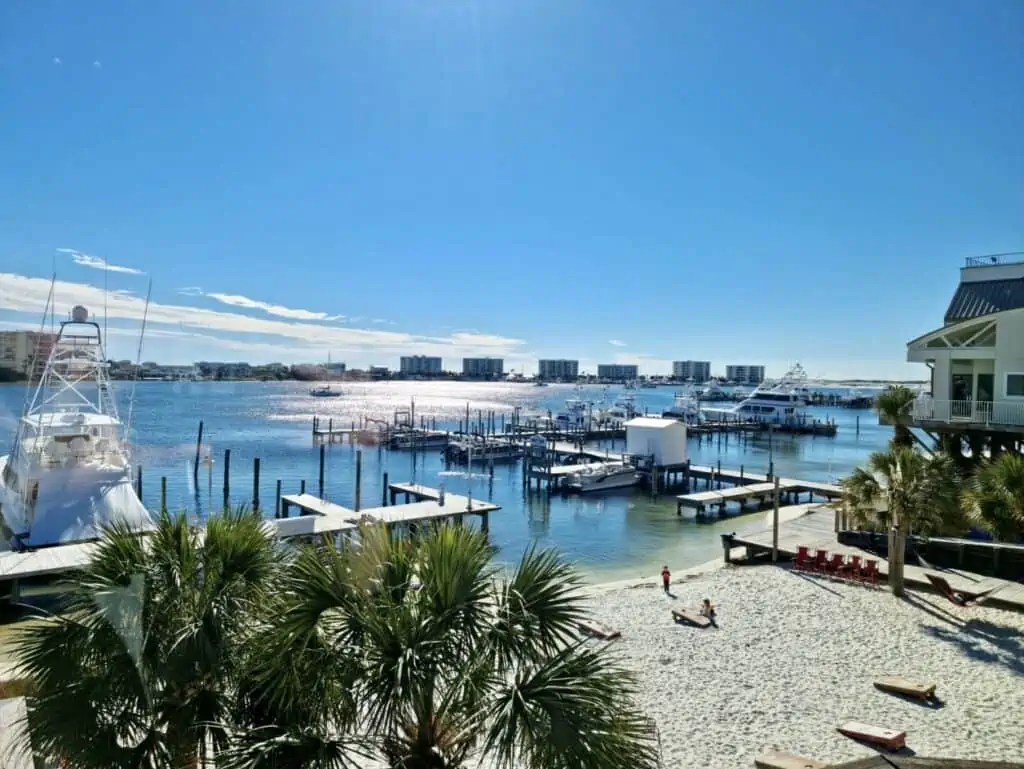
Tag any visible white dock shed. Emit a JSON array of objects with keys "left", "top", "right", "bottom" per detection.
[{"left": 625, "top": 417, "right": 687, "bottom": 466}]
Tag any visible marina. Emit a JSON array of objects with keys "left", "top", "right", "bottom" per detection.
[{"left": 0, "top": 378, "right": 887, "bottom": 583}]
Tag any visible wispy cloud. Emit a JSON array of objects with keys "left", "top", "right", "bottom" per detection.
[
  {"left": 0, "top": 273, "right": 526, "bottom": 364},
  {"left": 179, "top": 287, "right": 344, "bottom": 322},
  {"left": 93, "top": 60, "right": 102, "bottom": 68},
  {"left": 58, "top": 248, "right": 144, "bottom": 275},
  {"left": 608, "top": 339, "right": 627, "bottom": 347},
  {"left": 52, "top": 57, "right": 61, "bottom": 65}
]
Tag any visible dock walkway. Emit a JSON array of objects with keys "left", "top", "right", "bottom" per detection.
[
  {"left": 725, "top": 507, "right": 1024, "bottom": 612},
  {"left": 0, "top": 485, "right": 499, "bottom": 595}
]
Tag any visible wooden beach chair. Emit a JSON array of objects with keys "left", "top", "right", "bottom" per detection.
[
  {"left": 873, "top": 676, "right": 936, "bottom": 701},
  {"left": 578, "top": 620, "right": 621, "bottom": 641},
  {"left": 925, "top": 573, "right": 1007, "bottom": 607},
  {"left": 671, "top": 608, "right": 711, "bottom": 628},
  {"left": 836, "top": 721, "right": 906, "bottom": 751},
  {"left": 754, "top": 750, "right": 826, "bottom": 769}
]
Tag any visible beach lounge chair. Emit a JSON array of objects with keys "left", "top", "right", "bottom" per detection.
[
  {"left": 754, "top": 750, "right": 826, "bottom": 769},
  {"left": 793, "top": 545, "right": 811, "bottom": 571},
  {"left": 671, "top": 608, "right": 711, "bottom": 628},
  {"left": 873, "top": 676, "right": 936, "bottom": 701},
  {"left": 837, "top": 721, "right": 906, "bottom": 751},
  {"left": 924, "top": 573, "right": 1007, "bottom": 607},
  {"left": 578, "top": 620, "right": 621, "bottom": 640}
]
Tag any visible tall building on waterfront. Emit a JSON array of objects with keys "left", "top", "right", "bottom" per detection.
[
  {"left": 400, "top": 355, "right": 443, "bottom": 376},
  {"left": 0, "top": 330, "right": 58, "bottom": 377},
  {"left": 725, "top": 365, "right": 765, "bottom": 385},
  {"left": 462, "top": 357, "right": 504, "bottom": 379},
  {"left": 672, "top": 360, "right": 711, "bottom": 382},
  {"left": 597, "top": 363, "right": 639, "bottom": 382},
  {"left": 538, "top": 359, "right": 579, "bottom": 381}
]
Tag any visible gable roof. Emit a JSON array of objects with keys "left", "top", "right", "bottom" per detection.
[{"left": 945, "top": 278, "right": 1024, "bottom": 323}]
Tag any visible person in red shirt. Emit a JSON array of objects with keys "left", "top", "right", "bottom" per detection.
[{"left": 661, "top": 565, "right": 671, "bottom": 593}]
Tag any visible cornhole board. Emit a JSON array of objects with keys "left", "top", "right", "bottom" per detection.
[
  {"left": 754, "top": 750, "right": 826, "bottom": 769},
  {"left": 837, "top": 721, "right": 906, "bottom": 751},
  {"left": 874, "top": 676, "right": 936, "bottom": 701},
  {"left": 671, "top": 608, "right": 711, "bottom": 628},
  {"left": 578, "top": 620, "right": 621, "bottom": 640}
]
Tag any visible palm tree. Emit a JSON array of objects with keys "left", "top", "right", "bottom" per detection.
[
  {"left": 962, "top": 452, "right": 1024, "bottom": 542},
  {"left": 840, "top": 447, "right": 963, "bottom": 594},
  {"left": 14, "top": 509, "right": 282, "bottom": 769},
  {"left": 229, "top": 524, "right": 659, "bottom": 769},
  {"left": 874, "top": 385, "right": 917, "bottom": 449}
]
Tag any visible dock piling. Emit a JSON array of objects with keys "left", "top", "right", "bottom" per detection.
[
  {"left": 382, "top": 471, "right": 389, "bottom": 506},
  {"left": 355, "top": 450, "right": 362, "bottom": 512},
  {"left": 136, "top": 465, "right": 143, "bottom": 502},
  {"left": 772, "top": 476, "right": 780, "bottom": 562},
  {"left": 318, "top": 443, "right": 326, "bottom": 498},
  {"left": 161, "top": 476, "right": 167, "bottom": 512},
  {"left": 223, "top": 449, "right": 231, "bottom": 509},
  {"left": 193, "top": 420, "right": 204, "bottom": 485},
  {"left": 275, "top": 480, "right": 282, "bottom": 518},
  {"left": 252, "top": 457, "right": 261, "bottom": 512}
]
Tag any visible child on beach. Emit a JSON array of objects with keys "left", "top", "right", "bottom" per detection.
[
  {"left": 700, "top": 598, "right": 717, "bottom": 627},
  {"left": 661, "top": 565, "right": 671, "bottom": 593}
]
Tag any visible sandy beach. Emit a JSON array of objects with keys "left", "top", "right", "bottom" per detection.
[{"left": 584, "top": 563, "right": 1024, "bottom": 768}]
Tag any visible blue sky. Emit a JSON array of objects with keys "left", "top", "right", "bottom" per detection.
[{"left": 1, "top": 0, "right": 1022, "bottom": 379}]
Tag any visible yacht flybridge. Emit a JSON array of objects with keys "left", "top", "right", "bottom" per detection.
[
  {"left": 701, "top": 363, "right": 810, "bottom": 424},
  {"left": 0, "top": 306, "right": 154, "bottom": 549}
]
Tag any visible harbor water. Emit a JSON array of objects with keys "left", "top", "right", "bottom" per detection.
[{"left": 0, "top": 381, "right": 891, "bottom": 581}]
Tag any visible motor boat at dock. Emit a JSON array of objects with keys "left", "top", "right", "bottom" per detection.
[{"left": 568, "top": 462, "right": 643, "bottom": 493}]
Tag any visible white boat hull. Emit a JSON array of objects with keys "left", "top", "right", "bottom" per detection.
[
  {"left": 569, "top": 470, "right": 642, "bottom": 492},
  {"left": 0, "top": 454, "right": 152, "bottom": 548}
]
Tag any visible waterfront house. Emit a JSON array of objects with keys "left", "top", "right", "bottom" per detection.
[{"left": 905, "top": 253, "right": 1024, "bottom": 440}]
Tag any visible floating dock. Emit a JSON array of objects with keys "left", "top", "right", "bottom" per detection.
[{"left": 676, "top": 477, "right": 842, "bottom": 517}]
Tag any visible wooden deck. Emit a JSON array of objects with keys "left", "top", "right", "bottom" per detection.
[
  {"left": 676, "top": 481, "right": 782, "bottom": 514},
  {"left": 726, "top": 507, "right": 1024, "bottom": 612}
]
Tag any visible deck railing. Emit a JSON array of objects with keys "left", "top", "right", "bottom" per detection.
[
  {"left": 911, "top": 397, "right": 1024, "bottom": 427},
  {"left": 964, "top": 251, "right": 1024, "bottom": 268}
]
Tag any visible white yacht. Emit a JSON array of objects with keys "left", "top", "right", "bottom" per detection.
[
  {"left": 568, "top": 462, "right": 642, "bottom": 492},
  {"left": 663, "top": 391, "right": 701, "bottom": 422},
  {"left": 0, "top": 306, "right": 154, "bottom": 549},
  {"left": 701, "top": 364, "right": 809, "bottom": 424}
]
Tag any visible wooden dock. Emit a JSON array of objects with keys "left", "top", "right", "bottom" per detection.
[
  {"left": 723, "top": 507, "right": 1024, "bottom": 612},
  {"left": 0, "top": 484, "right": 499, "bottom": 602},
  {"left": 676, "top": 474, "right": 841, "bottom": 516}
]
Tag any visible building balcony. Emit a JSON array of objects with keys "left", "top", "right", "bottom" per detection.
[{"left": 908, "top": 397, "right": 1024, "bottom": 432}]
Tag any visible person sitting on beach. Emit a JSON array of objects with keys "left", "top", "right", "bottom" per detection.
[
  {"left": 700, "top": 598, "right": 717, "bottom": 626},
  {"left": 661, "top": 565, "right": 671, "bottom": 593}
]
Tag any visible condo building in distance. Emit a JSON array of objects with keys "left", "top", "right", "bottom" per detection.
[
  {"left": 462, "top": 357, "right": 504, "bottom": 379},
  {"left": 538, "top": 359, "right": 579, "bottom": 381},
  {"left": 725, "top": 364, "right": 766, "bottom": 385},
  {"left": 400, "top": 355, "right": 444, "bottom": 376},
  {"left": 597, "top": 364, "right": 639, "bottom": 382},
  {"left": 672, "top": 360, "right": 711, "bottom": 383}
]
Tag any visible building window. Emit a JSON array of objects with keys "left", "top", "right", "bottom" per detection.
[{"left": 1006, "top": 373, "right": 1024, "bottom": 398}]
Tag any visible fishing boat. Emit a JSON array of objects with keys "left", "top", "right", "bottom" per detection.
[
  {"left": 663, "top": 390, "right": 701, "bottom": 422},
  {"left": 0, "top": 305, "right": 154, "bottom": 549},
  {"left": 568, "top": 462, "right": 642, "bottom": 492}
]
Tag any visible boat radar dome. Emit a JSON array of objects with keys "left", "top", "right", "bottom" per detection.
[{"left": 71, "top": 305, "right": 89, "bottom": 323}]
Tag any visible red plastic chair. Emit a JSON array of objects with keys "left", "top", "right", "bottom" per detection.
[
  {"left": 861, "top": 559, "right": 879, "bottom": 587},
  {"left": 793, "top": 545, "right": 811, "bottom": 571}
]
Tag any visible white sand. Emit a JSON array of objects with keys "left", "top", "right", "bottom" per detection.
[{"left": 585, "top": 564, "right": 1024, "bottom": 768}]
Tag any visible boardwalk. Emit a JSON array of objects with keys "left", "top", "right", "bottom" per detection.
[{"left": 726, "top": 507, "right": 1024, "bottom": 612}]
